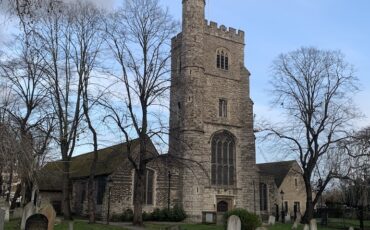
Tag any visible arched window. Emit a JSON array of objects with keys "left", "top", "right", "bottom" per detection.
[
  {"left": 259, "top": 183, "right": 268, "bottom": 211},
  {"left": 144, "top": 169, "right": 154, "bottom": 205},
  {"left": 135, "top": 169, "right": 154, "bottom": 205},
  {"left": 211, "top": 131, "right": 235, "bottom": 186},
  {"left": 216, "top": 49, "right": 229, "bottom": 70}
]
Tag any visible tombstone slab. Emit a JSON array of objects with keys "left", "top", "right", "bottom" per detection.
[
  {"left": 303, "top": 224, "right": 309, "bottom": 230},
  {"left": 21, "top": 202, "right": 36, "bottom": 230},
  {"left": 348, "top": 227, "right": 354, "bottom": 230},
  {"left": 268, "top": 215, "right": 276, "bottom": 225},
  {"left": 285, "top": 214, "right": 291, "bottom": 223},
  {"left": 309, "top": 219, "right": 317, "bottom": 230},
  {"left": 40, "top": 203, "right": 56, "bottom": 230},
  {"left": 292, "top": 221, "right": 298, "bottom": 229},
  {"left": 0, "top": 209, "right": 5, "bottom": 230},
  {"left": 227, "top": 215, "right": 241, "bottom": 230}
]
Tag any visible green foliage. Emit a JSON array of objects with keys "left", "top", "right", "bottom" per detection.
[
  {"left": 110, "top": 209, "right": 133, "bottom": 222},
  {"left": 223, "top": 208, "right": 261, "bottom": 230},
  {"left": 148, "top": 205, "right": 187, "bottom": 222}
]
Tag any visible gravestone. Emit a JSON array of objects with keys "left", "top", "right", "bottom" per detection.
[
  {"left": 303, "top": 224, "right": 309, "bottom": 230},
  {"left": 12, "top": 208, "right": 23, "bottom": 219},
  {"left": 309, "top": 219, "right": 317, "bottom": 230},
  {"left": 227, "top": 215, "right": 241, "bottom": 230},
  {"left": 21, "top": 202, "right": 36, "bottom": 230},
  {"left": 0, "top": 209, "right": 5, "bottom": 230},
  {"left": 292, "top": 212, "right": 301, "bottom": 229},
  {"left": 348, "top": 227, "right": 354, "bottom": 230},
  {"left": 68, "top": 221, "right": 73, "bottom": 230},
  {"left": 25, "top": 214, "right": 48, "bottom": 230},
  {"left": 268, "top": 215, "right": 276, "bottom": 225},
  {"left": 285, "top": 214, "right": 291, "bottom": 223},
  {"left": 39, "top": 203, "right": 56, "bottom": 230}
]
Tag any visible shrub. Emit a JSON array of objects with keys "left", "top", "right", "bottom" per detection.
[
  {"left": 110, "top": 213, "right": 122, "bottom": 222},
  {"left": 146, "top": 205, "right": 187, "bottom": 222},
  {"left": 224, "top": 208, "right": 262, "bottom": 230},
  {"left": 170, "top": 204, "right": 187, "bottom": 221},
  {"left": 123, "top": 209, "right": 134, "bottom": 221}
]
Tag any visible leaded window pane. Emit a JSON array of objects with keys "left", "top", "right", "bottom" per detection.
[
  {"left": 217, "top": 165, "right": 223, "bottom": 185},
  {"left": 223, "top": 141, "right": 228, "bottom": 164},
  {"left": 146, "top": 170, "right": 154, "bottom": 205},
  {"left": 217, "top": 141, "right": 222, "bottom": 164},
  {"left": 229, "top": 142, "right": 234, "bottom": 164},
  {"left": 223, "top": 165, "right": 228, "bottom": 185},
  {"left": 229, "top": 166, "right": 234, "bottom": 185},
  {"left": 225, "top": 56, "right": 229, "bottom": 70},
  {"left": 211, "top": 164, "right": 216, "bottom": 185},
  {"left": 211, "top": 140, "right": 216, "bottom": 163}
]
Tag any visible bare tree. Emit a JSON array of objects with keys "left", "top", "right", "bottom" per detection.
[
  {"left": 340, "top": 127, "right": 370, "bottom": 230},
  {"left": 263, "top": 47, "right": 360, "bottom": 223},
  {"left": 68, "top": 1, "right": 105, "bottom": 223},
  {"left": 31, "top": 0, "right": 85, "bottom": 219},
  {"left": 0, "top": 22, "right": 54, "bottom": 207},
  {"left": 104, "top": 0, "right": 177, "bottom": 225}
]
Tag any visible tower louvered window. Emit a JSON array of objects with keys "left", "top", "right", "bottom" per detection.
[
  {"left": 217, "top": 50, "right": 229, "bottom": 70},
  {"left": 211, "top": 132, "right": 235, "bottom": 186}
]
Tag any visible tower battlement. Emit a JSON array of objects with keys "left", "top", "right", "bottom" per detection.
[
  {"left": 204, "top": 20, "right": 244, "bottom": 44},
  {"left": 171, "top": 33, "right": 182, "bottom": 49}
]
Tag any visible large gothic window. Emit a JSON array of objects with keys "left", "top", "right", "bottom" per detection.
[
  {"left": 211, "top": 132, "right": 235, "bottom": 186},
  {"left": 217, "top": 49, "right": 229, "bottom": 70}
]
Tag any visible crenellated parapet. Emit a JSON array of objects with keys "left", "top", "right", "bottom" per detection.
[
  {"left": 204, "top": 20, "right": 244, "bottom": 44},
  {"left": 171, "top": 32, "right": 182, "bottom": 49}
]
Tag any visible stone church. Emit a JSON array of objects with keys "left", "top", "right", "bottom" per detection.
[{"left": 38, "top": 0, "right": 306, "bottom": 223}]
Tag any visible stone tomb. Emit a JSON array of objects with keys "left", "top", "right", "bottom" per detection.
[
  {"left": 227, "top": 215, "right": 241, "bottom": 230},
  {"left": 21, "top": 202, "right": 36, "bottom": 230},
  {"left": 39, "top": 203, "right": 56, "bottom": 230},
  {"left": 25, "top": 214, "right": 48, "bottom": 230}
]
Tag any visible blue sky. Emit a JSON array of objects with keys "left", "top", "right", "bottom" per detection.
[
  {"left": 1, "top": 0, "right": 369, "bottom": 162},
  {"left": 160, "top": 0, "right": 370, "bottom": 162},
  {"left": 161, "top": 0, "right": 370, "bottom": 126}
]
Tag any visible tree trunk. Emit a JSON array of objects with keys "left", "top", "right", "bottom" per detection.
[
  {"left": 133, "top": 169, "right": 145, "bottom": 226},
  {"left": 302, "top": 175, "right": 314, "bottom": 224},
  {"left": 358, "top": 206, "right": 364, "bottom": 230},
  {"left": 87, "top": 177, "right": 96, "bottom": 223},
  {"left": 62, "top": 160, "right": 72, "bottom": 220}
]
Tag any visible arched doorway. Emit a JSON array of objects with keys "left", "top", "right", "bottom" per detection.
[{"left": 217, "top": 200, "right": 229, "bottom": 213}]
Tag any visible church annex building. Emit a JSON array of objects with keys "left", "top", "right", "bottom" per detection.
[{"left": 38, "top": 0, "right": 306, "bottom": 223}]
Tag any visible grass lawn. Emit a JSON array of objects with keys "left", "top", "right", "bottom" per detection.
[
  {"left": 4, "top": 219, "right": 127, "bottom": 230},
  {"left": 268, "top": 219, "right": 370, "bottom": 230},
  {"left": 145, "top": 223, "right": 223, "bottom": 230}
]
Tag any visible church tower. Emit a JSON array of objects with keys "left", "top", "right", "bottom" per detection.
[{"left": 169, "top": 0, "right": 259, "bottom": 221}]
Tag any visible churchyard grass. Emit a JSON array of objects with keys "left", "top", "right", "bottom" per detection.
[{"left": 145, "top": 223, "right": 223, "bottom": 230}]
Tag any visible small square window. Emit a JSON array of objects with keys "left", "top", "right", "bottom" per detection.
[{"left": 219, "top": 99, "right": 227, "bottom": 117}]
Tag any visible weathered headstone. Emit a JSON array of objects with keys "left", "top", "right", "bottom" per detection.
[
  {"left": 268, "top": 215, "right": 276, "bottom": 225},
  {"left": 12, "top": 208, "right": 23, "bottom": 219},
  {"left": 348, "top": 227, "right": 354, "bottom": 230},
  {"left": 227, "top": 215, "right": 241, "bottom": 230},
  {"left": 0, "top": 209, "right": 5, "bottom": 230},
  {"left": 285, "top": 214, "right": 291, "bottom": 223},
  {"left": 39, "top": 203, "right": 56, "bottom": 230},
  {"left": 68, "top": 221, "right": 74, "bottom": 230},
  {"left": 309, "top": 219, "right": 317, "bottom": 230},
  {"left": 25, "top": 213, "right": 48, "bottom": 230},
  {"left": 21, "top": 202, "right": 36, "bottom": 230},
  {"left": 303, "top": 224, "right": 309, "bottom": 230},
  {"left": 292, "top": 212, "right": 301, "bottom": 229}
]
